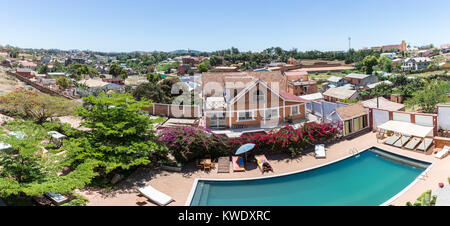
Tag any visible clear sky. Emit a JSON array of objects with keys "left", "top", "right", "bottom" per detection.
[{"left": 1, "top": 0, "right": 450, "bottom": 52}]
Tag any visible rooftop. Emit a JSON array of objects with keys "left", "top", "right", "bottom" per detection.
[
  {"left": 279, "top": 91, "right": 307, "bottom": 102},
  {"left": 345, "top": 73, "right": 371, "bottom": 79},
  {"left": 366, "top": 81, "right": 393, "bottom": 89},
  {"left": 299, "top": 92, "right": 324, "bottom": 101},
  {"left": 323, "top": 87, "right": 357, "bottom": 100},
  {"left": 362, "top": 97, "right": 405, "bottom": 111},
  {"left": 336, "top": 103, "right": 368, "bottom": 121},
  {"left": 327, "top": 75, "right": 343, "bottom": 83}
]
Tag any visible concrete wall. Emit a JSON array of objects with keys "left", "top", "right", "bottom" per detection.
[
  {"left": 370, "top": 108, "right": 438, "bottom": 136},
  {"left": 372, "top": 109, "right": 389, "bottom": 129},
  {"left": 438, "top": 105, "right": 450, "bottom": 130}
]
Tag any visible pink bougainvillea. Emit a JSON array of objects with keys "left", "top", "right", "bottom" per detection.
[{"left": 230, "top": 122, "right": 341, "bottom": 156}]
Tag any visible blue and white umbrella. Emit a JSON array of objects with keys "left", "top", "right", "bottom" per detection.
[{"left": 235, "top": 143, "right": 256, "bottom": 155}]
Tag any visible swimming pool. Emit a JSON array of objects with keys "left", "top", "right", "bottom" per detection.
[{"left": 188, "top": 147, "right": 432, "bottom": 206}]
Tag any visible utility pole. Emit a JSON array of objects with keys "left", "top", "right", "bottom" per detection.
[{"left": 348, "top": 37, "right": 352, "bottom": 52}]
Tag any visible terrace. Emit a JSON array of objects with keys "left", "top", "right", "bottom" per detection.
[{"left": 80, "top": 132, "right": 450, "bottom": 206}]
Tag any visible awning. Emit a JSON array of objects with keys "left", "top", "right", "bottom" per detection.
[{"left": 377, "top": 120, "right": 433, "bottom": 138}]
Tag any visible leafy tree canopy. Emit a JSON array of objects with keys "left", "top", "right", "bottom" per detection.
[
  {"left": 0, "top": 120, "right": 98, "bottom": 198},
  {"left": 65, "top": 93, "right": 168, "bottom": 174}
]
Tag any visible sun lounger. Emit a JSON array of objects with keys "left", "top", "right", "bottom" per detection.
[
  {"left": 384, "top": 134, "right": 401, "bottom": 146},
  {"left": 417, "top": 138, "right": 433, "bottom": 152},
  {"left": 255, "top": 155, "right": 273, "bottom": 173},
  {"left": 232, "top": 156, "right": 245, "bottom": 172},
  {"left": 138, "top": 185, "right": 174, "bottom": 206},
  {"left": 393, "top": 135, "right": 411, "bottom": 148},
  {"left": 405, "top": 137, "right": 421, "bottom": 150},
  {"left": 435, "top": 146, "right": 449, "bottom": 159},
  {"left": 315, "top": 144, "right": 326, "bottom": 158},
  {"left": 45, "top": 192, "right": 69, "bottom": 206},
  {"left": 217, "top": 157, "right": 230, "bottom": 173},
  {"left": 0, "top": 142, "right": 12, "bottom": 151}
]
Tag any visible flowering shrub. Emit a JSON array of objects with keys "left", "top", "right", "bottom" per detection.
[
  {"left": 158, "top": 126, "right": 229, "bottom": 163},
  {"left": 230, "top": 123, "right": 341, "bottom": 157}
]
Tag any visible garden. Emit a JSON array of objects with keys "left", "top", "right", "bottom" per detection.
[{"left": 0, "top": 89, "right": 342, "bottom": 206}]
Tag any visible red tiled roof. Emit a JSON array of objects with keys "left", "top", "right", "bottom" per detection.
[{"left": 279, "top": 91, "right": 307, "bottom": 102}]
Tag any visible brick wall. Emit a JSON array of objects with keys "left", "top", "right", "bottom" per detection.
[
  {"left": 143, "top": 103, "right": 201, "bottom": 119},
  {"left": 10, "top": 72, "right": 76, "bottom": 100}
]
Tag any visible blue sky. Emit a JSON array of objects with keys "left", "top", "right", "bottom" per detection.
[{"left": 1, "top": 0, "right": 450, "bottom": 52}]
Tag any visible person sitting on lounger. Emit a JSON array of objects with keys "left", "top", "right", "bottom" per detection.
[{"left": 262, "top": 162, "right": 273, "bottom": 172}]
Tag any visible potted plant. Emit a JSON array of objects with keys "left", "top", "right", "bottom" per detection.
[{"left": 386, "top": 130, "right": 392, "bottom": 137}]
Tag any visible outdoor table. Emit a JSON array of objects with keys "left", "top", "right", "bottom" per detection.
[{"left": 200, "top": 159, "right": 212, "bottom": 170}]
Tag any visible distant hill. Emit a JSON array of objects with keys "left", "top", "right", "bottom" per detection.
[{"left": 170, "top": 49, "right": 203, "bottom": 54}]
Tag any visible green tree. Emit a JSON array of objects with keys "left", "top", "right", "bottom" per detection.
[
  {"left": 56, "top": 76, "right": 70, "bottom": 89},
  {"left": 36, "top": 64, "right": 49, "bottom": 74},
  {"left": 378, "top": 56, "right": 393, "bottom": 73},
  {"left": 361, "top": 55, "right": 379, "bottom": 75},
  {"left": 405, "top": 80, "right": 450, "bottom": 113},
  {"left": 109, "top": 63, "right": 128, "bottom": 79},
  {"left": 371, "top": 82, "right": 393, "bottom": 97},
  {"left": 0, "top": 120, "right": 98, "bottom": 198},
  {"left": 67, "top": 64, "right": 99, "bottom": 80},
  {"left": 65, "top": 93, "right": 168, "bottom": 174},
  {"left": 159, "top": 77, "right": 183, "bottom": 100},
  {"left": 147, "top": 72, "right": 162, "bottom": 83},
  {"left": 132, "top": 82, "right": 171, "bottom": 103},
  {"left": 198, "top": 63, "right": 208, "bottom": 73}
]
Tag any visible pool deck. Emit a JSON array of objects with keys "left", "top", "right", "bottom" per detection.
[{"left": 80, "top": 132, "right": 449, "bottom": 206}]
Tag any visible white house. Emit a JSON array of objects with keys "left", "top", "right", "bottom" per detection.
[
  {"left": 401, "top": 57, "right": 432, "bottom": 71},
  {"left": 380, "top": 53, "right": 397, "bottom": 60}
]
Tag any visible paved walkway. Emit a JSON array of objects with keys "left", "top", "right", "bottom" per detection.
[{"left": 81, "top": 132, "right": 450, "bottom": 206}]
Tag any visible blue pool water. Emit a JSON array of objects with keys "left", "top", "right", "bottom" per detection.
[{"left": 190, "top": 147, "right": 430, "bottom": 206}]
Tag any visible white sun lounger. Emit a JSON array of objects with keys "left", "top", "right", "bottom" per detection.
[
  {"left": 384, "top": 134, "right": 401, "bottom": 146},
  {"left": 435, "top": 146, "right": 449, "bottom": 159},
  {"left": 45, "top": 192, "right": 69, "bottom": 205},
  {"left": 315, "top": 144, "right": 326, "bottom": 158},
  {"left": 393, "top": 135, "right": 410, "bottom": 148},
  {"left": 138, "top": 185, "right": 174, "bottom": 206},
  {"left": 405, "top": 137, "right": 421, "bottom": 150},
  {"left": 0, "top": 142, "right": 12, "bottom": 151},
  {"left": 417, "top": 138, "right": 433, "bottom": 152}
]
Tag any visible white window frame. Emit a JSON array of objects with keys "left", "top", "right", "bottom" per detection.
[
  {"left": 264, "top": 108, "right": 279, "bottom": 120},
  {"left": 290, "top": 105, "right": 300, "bottom": 116},
  {"left": 237, "top": 110, "right": 255, "bottom": 122},
  {"left": 253, "top": 90, "right": 265, "bottom": 103}
]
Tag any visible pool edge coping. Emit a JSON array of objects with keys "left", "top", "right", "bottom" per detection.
[{"left": 185, "top": 145, "right": 434, "bottom": 206}]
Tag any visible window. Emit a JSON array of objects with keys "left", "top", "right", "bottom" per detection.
[
  {"left": 264, "top": 108, "right": 279, "bottom": 119},
  {"left": 253, "top": 90, "right": 265, "bottom": 103},
  {"left": 238, "top": 111, "right": 254, "bottom": 121},
  {"left": 290, "top": 105, "right": 300, "bottom": 116},
  {"left": 209, "top": 113, "right": 226, "bottom": 128}
]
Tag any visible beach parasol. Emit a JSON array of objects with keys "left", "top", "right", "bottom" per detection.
[{"left": 235, "top": 143, "right": 256, "bottom": 162}]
